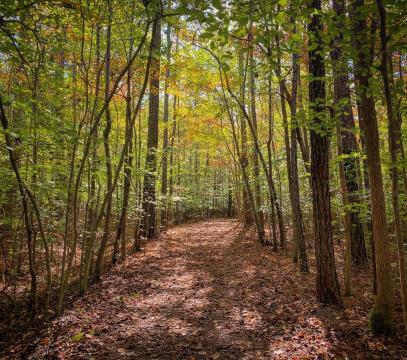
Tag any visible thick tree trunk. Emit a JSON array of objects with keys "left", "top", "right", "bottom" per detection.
[
  {"left": 141, "top": 18, "right": 161, "bottom": 239},
  {"left": 309, "top": 0, "right": 342, "bottom": 305},
  {"left": 358, "top": 103, "right": 377, "bottom": 294},
  {"left": 376, "top": 0, "right": 406, "bottom": 333},
  {"left": 351, "top": 0, "right": 393, "bottom": 335}
]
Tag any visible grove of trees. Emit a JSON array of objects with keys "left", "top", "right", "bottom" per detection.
[{"left": 0, "top": 0, "right": 406, "bottom": 341}]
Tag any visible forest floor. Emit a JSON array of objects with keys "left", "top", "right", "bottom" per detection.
[{"left": 3, "top": 219, "right": 407, "bottom": 359}]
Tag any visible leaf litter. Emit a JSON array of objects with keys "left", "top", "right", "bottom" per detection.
[{"left": 5, "top": 219, "right": 407, "bottom": 359}]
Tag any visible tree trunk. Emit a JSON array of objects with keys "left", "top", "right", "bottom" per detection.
[
  {"left": 376, "top": 0, "right": 406, "bottom": 333},
  {"left": 161, "top": 19, "right": 171, "bottom": 229},
  {"left": 351, "top": 0, "right": 393, "bottom": 335},
  {"left": 275, "top": 29, "right": 304, "bottom": 262},
  {"left": 0, "top": 96, "right": 37, "bottom": 319},
  {"left": 238, "top": 49, "right": 253, "bottom": 227},
  {"left": 249, "top": 14, "right": 265, "bottom": 243},
  {"left": 290, "top": 33, "right": 308, "bottom": 273},
  {"left": 58, "top": 17, "right": 150, "bottom": 311},
  {"left": 331, "top": 0, "right": 367, "bottom": 268},
  {"left": 267, "top": 58, "right": 278, "bottom": 251},
  {"left": 358, "top": 103, "right": 377, "bottom": 294},
  {"left": 114, "top": 29, "right": 135, "bottom": 263},
  {"left": 219, "top": 73, "right": 264, "bottom": 242},
  {"left": 141, "top": 18, "right": 161, "bottom": 239},
  {"left": 95, "top": 0, "right": 113, "bottom": 280},
  {"left": 309, "top": 0, "right": 342, "bottom": 305}
]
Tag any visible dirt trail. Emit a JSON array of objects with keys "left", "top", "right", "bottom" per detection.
[{"left": 8, "top": 219, "right": 407, "bottom": 359}]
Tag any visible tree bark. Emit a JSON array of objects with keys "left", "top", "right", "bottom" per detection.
[
  {"left": 376, "top": 0, "right": 406, "bottom": 333},
  {"left": 331, "top": 0, "right": 367, "bottom": 268},
  {"left": 248, "top": 11, "right": 265, "bottom": 243},
  {"left": 309, "top": 0, "right": 342, "bottom": 305},
  {"left": 114, "top": 19, "right": 136, "bottom": 263},
  {"left": 238, "top": 49, "right": 253, "bottom": 227},
  {"left": 95, "top": 0, "right": 113, "bottom": 280},
  {"left": 289, "top": 31, "right": 308, "bottom": 273},
  {"left": 351, "top": 0, "right": 393, "bottom": 335},
  {"left": 141, "top": 17, "right": 161, "bottom": 239},
  {"left": 161, "top": 19, "right": 171, "bottom": 229},
  {"left": 0, "top": 96, "right": 37, "bottom": 319},
  {"left": 267, "top": 58, "right": 278, "bottom": 251}
]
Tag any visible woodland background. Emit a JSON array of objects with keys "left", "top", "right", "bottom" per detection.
[{"left": 0, "top": 0, "right": 407, "bottom": 356}]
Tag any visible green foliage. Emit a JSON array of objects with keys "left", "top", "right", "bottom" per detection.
[
  {"left": 0, "top": 0, "right": 406, "bottom": 338},
  {"left": 70, "top": 332, "right": 85, "bottom": 342}
]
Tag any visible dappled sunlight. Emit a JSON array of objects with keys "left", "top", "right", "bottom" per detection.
[
  {"left": 152, "top": 272, "right": 197, "bottom": 291},
  {"left": 2, "top": 0, "right": 406, "bottom": 357},
  {"left": 241, "top": 308, "right": 264, "bottom": 331},
  {"left": 183, "top": 288, "right": 213, "bottom": 313},
  {"left": 234, "top": 262, "right": 257, "bottom": 279},
  {"left": 267, "top": 316, "right": 332, "bottom": 359},
  {"left": 25, "top": 220, "right": 407, "bottom": 359}
]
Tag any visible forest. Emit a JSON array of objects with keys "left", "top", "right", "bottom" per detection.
[{"left": 0, "top": 0, "right": 407, "bottom": 358}]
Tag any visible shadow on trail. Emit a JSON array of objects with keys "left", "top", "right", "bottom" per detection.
[{"left": 23, "top": 219, "right": 407, "bottom": 360}]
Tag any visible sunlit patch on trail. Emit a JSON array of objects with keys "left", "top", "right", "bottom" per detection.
[{"left": 27, "top": 219, "right": 407, "bottom": 360}]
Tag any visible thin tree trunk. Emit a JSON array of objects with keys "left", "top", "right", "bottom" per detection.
[
  {"left": 161, "top": 19, "right": 171, "bottom": 229},
  {"left": 113, "top": 7, "right": 138, "bottom": 263},
  {"left": 289, "top": 30, "right": 308, "bottom": 273},
  {"left": 248, "top": 12, "right": 265, "bottom": 243},
  {"left": 0, "top": 96, "right": 37, "bottom": 319},
  {"left": 267, "top": 59, "right": 278, "bottom": 251},
  {"left": 58, "top": 19, "right": 150, "bottom": 310},
  {"left": 337, "top": 125, "right": 353, "bottom": 296},
  {"left": 238, "top": 49, "right": 253, "bottom": 227},
  {"left": 94, "top": 0, "right": 113, "bottom": 281},
  {"left": 210, "top": 49, "right": 285, "bottom": 247},
  {"left": 219, "top": 72, "right": 263, "bottom": 242},
  {"left": 275, "top": 31, "right": 299, "bottom": 259}
]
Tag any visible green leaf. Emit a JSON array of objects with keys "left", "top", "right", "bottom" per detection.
[{"left": 71, "top": 332, "right": 85, "bottom": 342}]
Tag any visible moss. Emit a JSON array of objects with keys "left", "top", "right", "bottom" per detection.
[{"left": 369, "top": 310, "right": 393, "bottom": 336}]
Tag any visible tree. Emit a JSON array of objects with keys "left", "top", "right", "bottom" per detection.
[
  {"left": 141, "top": 16, "right": 161, "bottom": 239},
  {"left": 351, "top": 0, "right": 393, "bottom": 335},
  {"left": 161, "top": 16, "right": 172, "bottom": 229},
  {"left": 308, "top": 0, "right": 342, "bottom": 305},
  {"left": 331, "top": 0, "right": 367, "bottom": 268},
  {"left": 376, "top": 0, "right": 406, "bottom": 332}
]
